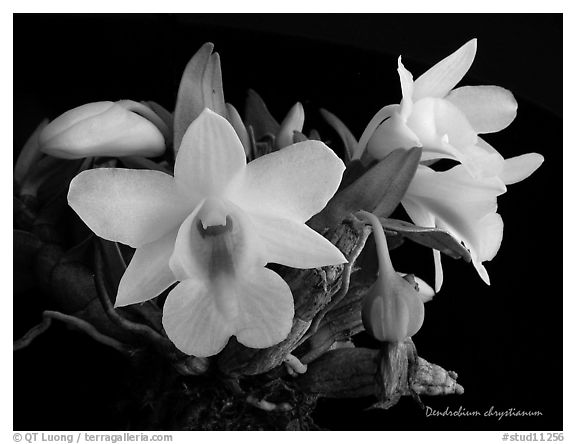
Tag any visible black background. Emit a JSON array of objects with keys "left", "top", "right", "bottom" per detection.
[{"left": 13, "top": 14, "right": 563, "bottom": 431}]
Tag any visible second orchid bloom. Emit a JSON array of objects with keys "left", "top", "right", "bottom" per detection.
[
  {"left": 68, "top": 109, "right": 347, "bottom": 357},
  {"left": 358, "top": 39, "right": 543, "bottom": 290}
]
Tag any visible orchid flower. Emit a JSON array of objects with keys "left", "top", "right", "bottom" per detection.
[
  {"left": 360, "top": 211, "right": 432, "bottom": 343},
  {"left": 357, "top": 39, "right": 543, "bottom": 183},
  {"left": 357, "top": 39, "right": 544, "bottom": 291},
  {"left": 68, "top": 108, "right": 346, "bottom": 357},
  {"left": 39, "top": 101, "right": 169, "bottom": 159}
]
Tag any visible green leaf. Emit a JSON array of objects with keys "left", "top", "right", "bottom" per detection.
[
  {"left": 173, "top": 43, "right": 227, "bottom": 154},
  {"left": 246, "top": 125, "right": 257, "bottom": 161},
  {"left": 309, "top": 148, "right": 422, "bottom": 230},
  {"left": 120, "top": 156, "right": 172, "bottom": 174},
  {"left": 252, "top": 135, "right": 275, "bottom": 159},
  {"left": 14, "top": 119, "right": 48, "bottom": 187},
  {"left": 140, "top": 100, "right": 174, "bottom": 148},
  {"left": 226, "top": 102, "right": 251, "bottom": 156},
  {"left": 293, "top": 131, "right": 308, "bottom": 144},
  {"left": 380, "top": 217, "right": 472, "bottom": 262},
  {"left": 337, "top": 159, "right": 366, "bottom": 191},
  {"left": 308, "top": 129, "right": 321, "bottom": 141},
  {"left": 320, "top": 108, "right": 358, "bottom": 163},
  {"left": 373, "top": 148, "right": 421, "bottom": 218},
  {"left": 244, "top": 89, "right": 280, "bottom": 141},
  {"left": 19, "top": 156, "right": 90, "bottom": 202},
  {"left": 142, "top": 100, "right": 173, "bottom": 129}
]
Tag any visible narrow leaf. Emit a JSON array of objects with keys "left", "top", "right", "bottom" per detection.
[
  {"left": 320, "top": 108, "right": 358, "bottom": 163},
  {"left": 204, "top": 52, "right": 227, "bottom": 117},
  {"left": 309, "top": 148, "right": 422, "bottom": 230},
  {"left": 293, "top": 131, "right": 308, "bottom": 144},
  {"left": 244, "top": 89, "right": 280, "bottom": 141},
  {"left": 226, "top": 102, "right": 251, "bottom": 156},
  {"left": 140, "top": 100, "right": 174, "bottom": 147},
  {"left": 373, "top": 147, "right": 422, "bottom": 218},
  {"left": 380, "top": 217, "right": 472, "bottom": 261},
  {"left": 337, "top": 159, "right": 367, "bottom": 191},
  {"left": 246, "top": 125, "right": 257, "bottom": 161},
  {"left": 142, "top": 100, "right": 173, "bottom": 129},
  {"left": 120, "top": 156, "right": 173, "bottom": 174},
  {"left": 308, "top": 129, "right": 321, "bottom": 141},
  {"left": 173, "top": 43, "right": 226, "bottom": 153},
  {"left": 14, "top": 119, "right": 49, "bottom": 186}
]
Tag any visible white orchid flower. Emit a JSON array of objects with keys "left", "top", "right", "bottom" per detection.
[
  {"left": 357, "top": 40, "right": 544, "bottom": 291},
  {"left": 357, "top": 39, "right": 543, "bottom": 182},
  {"left": 68, "top": 108, "right": 346, "bottom": 357}
]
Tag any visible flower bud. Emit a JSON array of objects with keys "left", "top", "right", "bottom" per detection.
[
  {"left": 360, "top": 211, "right": 426, "bottom": 343},
  {"left": 39, "top": 101, "right": 166, "bottom": 159},
  {"left": 275, "top": 102, "right": 305, "bottom": 149}
]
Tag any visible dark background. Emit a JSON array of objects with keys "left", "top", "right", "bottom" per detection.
[{"left": 13, "top": 14, "right": 563, "bottom": 431}]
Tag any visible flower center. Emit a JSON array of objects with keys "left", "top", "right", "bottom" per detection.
[{"left": 186, "top": 198, "right": 261, "bottom": 320}]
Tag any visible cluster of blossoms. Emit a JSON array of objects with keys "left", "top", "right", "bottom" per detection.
[{"left": 36, "top": 40, "right": 542, "bottom": 358}]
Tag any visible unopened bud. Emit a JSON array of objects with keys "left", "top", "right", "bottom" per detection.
[
  {"left": 275, "top": 102, "right": 305, "bottom": 149},
  {"left": 39, "top": 101, "right": 166, "bottom": 159},
  {"left": 360, "top": 211, "right": 425, "bottom": 343}
]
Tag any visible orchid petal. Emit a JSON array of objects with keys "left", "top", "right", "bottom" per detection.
[
  {"left": 433, "top": 249, "right": 444, "bottom": 292},
  {"left": 234, "top": 267, "right": 294, "bottom": 348},
  {"left": 397, "top": 57, "right": 415, "bottom": 118},
  {"left": 162, "top": 278, "right": 235, "bottom": 357},
  {"left": 356, "top": 104, "right": 399, "bottom": 160},
  {"left": 174, "top": 109, "right": 246, "bottom": 201},
  {"left": 407, "top": 98, "right": 508, "bottom": 179},
  {"left": 413, "top": 39, "right": 477, "bottom": 101},
  {"left": 400, "top": 197, "right": 444, "bottom": 292},
  {"left": 409, "top": 97, "right": 478, "bottom": 151},
  {"left": 500, "top": 153, "right": 544, "bottom": 185},
  {"left": 415, "top": 274, "right": 435, "bottom": 302},
  {"left": 366, "top": 111, "right": 421, "bottom": 161},
  {"left": 476, "top": 212, "right": 504, "bottom": 263},
  {"left": 399, "top": 273, "right": 435, "bottom": 302},
  {"left": 398, "top": 57, "right": 415, "bottom": 102},
  {"left": 115, "top": 230, "right": 178, "bottom": 307},
  {"left": 68, "top": 168, "right": 190, "bottom": 248},
  {"left": 249, "top": 213, "right": 346, "bottom": 268},
  {"left": 470, "top": 213, "right": 504, "bottom": 285},
  {"left": 462, "top": 138, "right": 506, "bottom": 179},
  {"left": 228, "top": 140, "right": 345, "bottom": 223},
  {"left": 447, "top": 85, "right": 518, "bottom": 134}
]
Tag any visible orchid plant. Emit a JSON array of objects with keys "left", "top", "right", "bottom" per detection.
[{"left": 13, "top": 40, "right": 542, "bottom": 429}]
